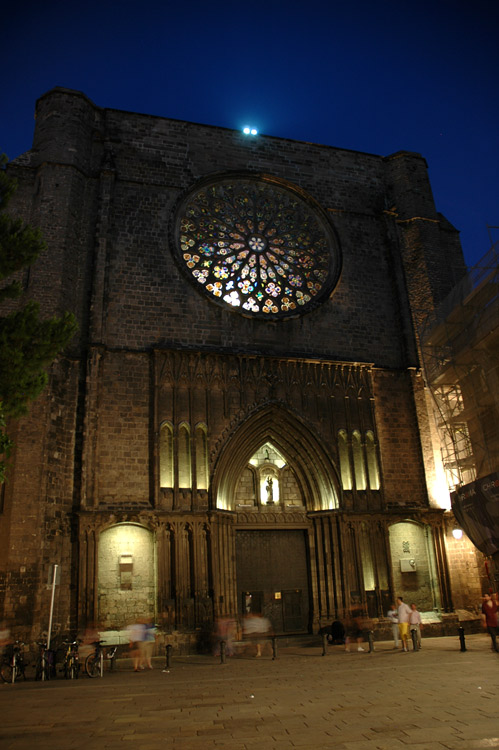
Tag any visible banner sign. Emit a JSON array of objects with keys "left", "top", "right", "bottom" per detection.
[{"left": 451, "top": 472, "right": 499, "bottom": 556}]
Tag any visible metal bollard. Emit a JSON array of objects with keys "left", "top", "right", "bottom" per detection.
[
  {"left": 411, "top": 629, "right": 418, "bottom": 651},
  {"left": 272, "top": 636, "right": 277, "bottom": 660},
  {"left": 165, "top": 644, "right": 173, "bottom": 668},
  {"left": 458, "top": 626, "right": 466, "bottom": 652},
  {"left": 322, "top": 632, "right": 328, "bottom": 656},
  {"left": 220, "top": 639, "right": 226, "bottom": 664},
  {"left": 368, "top": 631, "right": 374, "bottom": 653}
]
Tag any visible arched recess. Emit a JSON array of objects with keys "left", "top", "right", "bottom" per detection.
[
  {"left": 159, "top": 421, "right": 174, "bottom": 488},
  {"left": 178, "top": 422, "right": 192, "bottom": 489},
  {"left": 388, "top": 520, "right": 441, "bottom": 613},
  {"left": 97, "top": 523, "right": 155, "bottom": 629},
  {"left": 195, "top": 423, "right": 209, "bottom": 490},
  {"left": 211, "top": 405, "right": 341, "bottom": 511}
]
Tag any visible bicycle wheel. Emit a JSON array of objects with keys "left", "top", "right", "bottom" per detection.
[
  {"left": 35, "top": 657, "right": 50, "bottom": 681},
  {"left": 0, "top": 663, "right": 13, "bottom": 683},
  {"left": 85, "top": 653, "right": 100, "bottom": 677}
]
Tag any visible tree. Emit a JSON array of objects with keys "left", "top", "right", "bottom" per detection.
[{"left": 0, "top": 154, "right": 77, "bottom": 481}]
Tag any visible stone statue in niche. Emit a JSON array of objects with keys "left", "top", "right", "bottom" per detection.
[{"left": 266, "top": 476, "right": 274, "bottom": 504}]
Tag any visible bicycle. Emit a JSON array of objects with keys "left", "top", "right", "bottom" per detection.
[
  {"left": 61, "top": 639, "right": 80, "bottom": 679},
  {"left": 0, "top": 641, "right": 26, "bottom": 684},
  {"left": 85, "top": 641, "right": 118, "bottom": 678},
  {"left": 35, "top": 641, "right": 56, "bottom": 680}
]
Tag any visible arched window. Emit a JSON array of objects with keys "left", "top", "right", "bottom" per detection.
[
  {"left": 159, "top": 422, "right": 174, "bottom": 488},
  {"left": 366, "top": 430, "right": 380, "bottom": 490},
  {"left": 338, "top": 429, "right": 352, "bottom": 490},
  {"left": 352, "top": 430, "right": 367, "bottom": 490},
  {"left": 195, "top": 424, "right": 208, "bottom": 490},
  {"left": 178, "top": 423, "right": 192, "bottom": 489}
]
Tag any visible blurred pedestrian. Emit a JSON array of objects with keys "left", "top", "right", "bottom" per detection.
[
  {"left": 397, "top": 597, "right": 411, "bottom": 652},
  {"left": 127, "top": 619, "right": 145, "bottom": 671},
  {"left": 345, "top": 607, "right": 366, "bottom": 652},
  {"left": 213, "top": 616, "right": 236, "bottom": 657},
  {"left": 140, "top": 617, "right": 156, "bottom": 669},
  {"left": 243, "top": 613, "right": 271, "bottom": 657},
  {"left": 387, "top": 604, "right": 399, "bottom": 649},
  {"left": 79, "top": 621, "right": 100, "bottom": 662},
  {"left": 481, "top": 593, "right": 498, "bottom": 652},
  {"left": 409, "top": 603, "right": 423, "bottom": 649}
]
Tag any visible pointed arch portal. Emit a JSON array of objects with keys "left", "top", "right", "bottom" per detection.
[
  {"left": 210, "top": 406, "right": 341, "bottom": 634},
  {"left": 211, "top": 405, "right": 341, "bottom": 511}
]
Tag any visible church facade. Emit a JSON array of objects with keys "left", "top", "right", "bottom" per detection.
[{"left": 0, "top": 88, "right": 485, "bottom": 644}]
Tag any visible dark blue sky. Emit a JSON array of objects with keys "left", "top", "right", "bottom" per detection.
[{"left": 2, "top": 0, "right": 497, "bottom": 268}]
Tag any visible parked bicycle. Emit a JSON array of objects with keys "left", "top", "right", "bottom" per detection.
[
  {"left": 35, "top": 641, "right": 56, "bottom": 680},
  {"left": 0, "top": 641, "right": 26, "bottom": 683},
  {"left": 61, "top": 639, "right": 80, "bottom": 679},
  {"left": 85, "top": 641, "right": 118, "bottom": 678}
]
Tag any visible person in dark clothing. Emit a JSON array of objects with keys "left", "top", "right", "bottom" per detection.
[{"left": 481, "top": 593, "right": 499, "bottom": 652}]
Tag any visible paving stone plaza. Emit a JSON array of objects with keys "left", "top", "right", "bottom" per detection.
[{"left": 1, "top": 634, "right": 498, "bottom": 750}]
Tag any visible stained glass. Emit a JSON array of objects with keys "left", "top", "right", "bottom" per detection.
[{"left": 174, "top": 176, "right": 341, "bottom": 318}]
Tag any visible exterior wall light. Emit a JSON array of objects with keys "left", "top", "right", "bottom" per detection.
[
  {"left": 243, "top": 126, "right": 258, "bottom": 135},
  {"left": 452, "top": 528, "right": 463, "bottom": 540}
]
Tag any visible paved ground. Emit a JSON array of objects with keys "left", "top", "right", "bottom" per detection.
[{"left": 1, "top": 633, "right": 498, "bottom": 750}]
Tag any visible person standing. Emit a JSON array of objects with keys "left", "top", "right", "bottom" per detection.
[
  {"left": 387, "top": 604, "right": 399, "bottom": 649},
  {"left": 481, "top": 593, "right": 498, "bottom": 652},
  {"left": 397, "top": 597, "right": 412, "bottom": 652},
  {"left": 409, "top": 603, "right": 423, "bottom": 649}
]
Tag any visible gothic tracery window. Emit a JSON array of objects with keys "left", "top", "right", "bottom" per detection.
[{"left": 173, "top": 175, "right": 341, "bottom": 319}]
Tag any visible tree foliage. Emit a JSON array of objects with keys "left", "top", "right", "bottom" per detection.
[{"left": 0, "top": 154, "right": 78, "bottom": 481}]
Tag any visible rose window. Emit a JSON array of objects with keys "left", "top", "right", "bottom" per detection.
[{"left": 173, "top": 175, "right": 341, "bottom": 319}]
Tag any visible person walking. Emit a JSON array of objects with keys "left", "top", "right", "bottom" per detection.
[
  {"left": 387, "top": 604, "right": 399, "bottom": 649},
  {"left": 141, "top": 618, "right": 157, "bottom": 669},
  {"left": 127, "top": 619, "right": 146, "bottom": 671},
  {"left": 481, "top": 593, "right": 498, "bottom": 652},
  {"left": 409, "top": 603, "right": 423, "bottom": 649},
  {"left": 397, "top": 596, "right": 412, "bottom": 652}
]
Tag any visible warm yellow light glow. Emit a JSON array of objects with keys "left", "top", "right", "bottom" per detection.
[
  {"left": 431, "top": 450, "right": 452, "bottom": 509},
  {"left": 260, "top": 475, "right": 280, "bottom": 505}
]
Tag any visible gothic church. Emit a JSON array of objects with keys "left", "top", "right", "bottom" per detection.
[{"left": 0, "top": 88, "right": 484, "bottom": 644}]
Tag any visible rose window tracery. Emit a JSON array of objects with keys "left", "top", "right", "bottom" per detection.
[{"left": 173, "top": 175, "right": 341, "bottom": 318}]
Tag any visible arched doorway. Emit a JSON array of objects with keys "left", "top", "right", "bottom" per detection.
[{"left": 211, "top": 406, "right": 342, "bottom": 634}]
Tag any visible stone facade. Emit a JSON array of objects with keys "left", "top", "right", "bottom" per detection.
[{"left": 0, "top": 87, "right": 485, "bottom": 645}]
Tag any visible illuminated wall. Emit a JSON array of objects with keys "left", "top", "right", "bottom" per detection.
[{"left": 97, "top": 524, "right": 155, "bottom": 628}]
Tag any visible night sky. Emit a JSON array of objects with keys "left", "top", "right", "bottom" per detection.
[{"left": 1, "top": 0, "right": 497, "bottom": 268}]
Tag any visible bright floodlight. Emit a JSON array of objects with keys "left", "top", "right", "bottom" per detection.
[
  {"left": 250, "top": 128, "right": 258, "bottom": 135},
  {"left": 243, "top": 127, "right": 251, "bottom": 134},
  {"left": 452, "top": 528, "right": 463, "bottom": 540},
  {"left": 243, "top": 126, "right": 258, "bottom": 136}
]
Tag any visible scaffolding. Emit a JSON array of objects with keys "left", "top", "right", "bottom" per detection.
[{"left": 418, "top": 241, "right": 499, "bottom": 491}]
